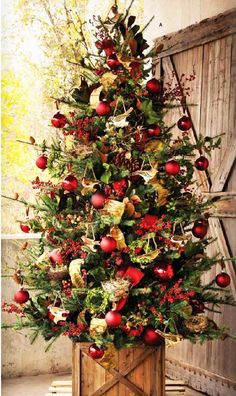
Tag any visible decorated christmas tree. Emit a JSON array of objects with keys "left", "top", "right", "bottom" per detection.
[{"left": 3, "top": 3, "right": 235, "bottom": 360}]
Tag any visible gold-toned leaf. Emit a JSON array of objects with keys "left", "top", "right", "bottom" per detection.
[
  {"left": 110, "top": 226, "right": 127, "bottom": 250},
  {"left": 102, "top": 200, "right": 125, "bottom": 224},
  {"left": 69, "top": 258, "right": 85, "bottom": 288},
  {"left": 90, "top": 317, "right": 107, "bottom": 337},
  {"left": 145, "top": 140, "right": 164, "bottom": 153},
  {"left": 100, "top": 72, "right": 117, "bottom": 90},
  {"left": 150, "top": 177, "right": 169, "bottom": 206},
  {"left": 90, "top": 86, "right": 103, "bottom": 109}
]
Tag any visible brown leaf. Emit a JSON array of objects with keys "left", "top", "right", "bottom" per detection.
[{"left": 129, "top": 38, "right": 138, "bottom": 56}]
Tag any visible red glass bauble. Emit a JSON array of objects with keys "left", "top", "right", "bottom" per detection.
[
  {"left": 192, "top": 223, "right": 208, "bottom": 238},
  {"left": 127, "top": 325, "right": 143, "bottom": 337},
  {"left": 215, "top": 272, "right": 231, "bottom": 288},
  {"left": 152, "top": 261, "right": 174, "bottom": 282},
  {"left": 105, "top": 310, "right": 122, "bottom": 328},
  {"left": 90, "top": 191, "right": 106, "bottom": 209},
  {"left": 143, "top": 327, "right": 163, "bottom": 345},
  {"left": 51, "top": 112, "right": 67, "bottom": 128},
  {"left": 195, "top": 156, "right": 209, "bottom": 171},
  {"left": 165, "top": 160, "right": 180, "bottom": 175},
  {"left": 107, "top": 54, "right": 120, "bottom": 69},
  {"left": 36, "top": 155, "right": 48, "bottom": 169},
  {"left": 62, "top": 175, "right": 78, "bottom": 191},
  {"left": 147, "top": 125, "right": 161, "bottom": 136},
  {"left": 177, "top": 116, "right": 192, "bottom": 131},
  {"left": 88, "top": 343, "right": 105, "bottom": 359},
  {"left": 49, "top": 249, "right": 63, "bottom": 265},
  {"left": 20, "top": 224, "right": 30, "bottom": 233},
  {"left": 96, "top": 101, "right": 111, "bottom": 116},
  {"left": 100, "top": 236, "right": 117, "bottom": 253},
  {"left": 14, "top": 288, "right": 30, "bottom": 304},
  {"left": 146, "top": 78, "right": 161, "bottom": 93}
]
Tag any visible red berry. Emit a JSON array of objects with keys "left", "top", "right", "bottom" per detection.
[
  {"left": 20, "top": 224, "right": 30, "bottom": 233},
  {"left": 49, "top": 249, "right": 63, "bottom": 265},
  {"left": 51, "top": 112, "right": 67, "bottom": 128},
  {"left": 62, "top": 175, "right": 78, "bottom": 191},
  {"left": 165, "top": 160, "right": 180, "bottom": 175},
  {"left": 105, "top": 310, "right": 122, "bottom": 328},
  {"left": 90, "top": 191, "right": 106, "bottom": 209},
  {"left": 107, "top": 54, "right": 120, "bottom": 69},
  {"left": 192, "top": 223, "right": 208, "bottom": 238},
  {"left": 147, "top": 125, "right": 161, "bottom": 136},
  {"left": 177, "top": 116, "right": 192, "bottom": 131},
  {"left": 143, "top": 327, "right": 163, "bottom": 345},
  {"left": 100, "top": 236, "right": 117, "bottom": 253},
  {"left": 88, "top": 343, "right": 105, "bottom": 359},
  {"left": 36, "top": 155, "right": 48, "bottom": 169},
  {"left": 195, "top": 156, "right": 209, "bottom": 171},
  {"left": 146, "top": 78, "right": 161, "bottom": 93},
  {"left": 152, "top": 261, "right": 174, "bottom": 282},
  {"left": 14, "top": 288, "right": 29, "bottom": 304},
  {"left": 215, "top": 272, "right": 231, "bottom": 288},
  {"left": 96, "top": 101, "right": 111, "bottom": 116}
]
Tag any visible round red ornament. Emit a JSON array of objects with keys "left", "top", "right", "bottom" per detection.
[
  {"left": 36, "top": 155, "right": 48, "bottom": 169},
  {"left": 215, "top": 272, "right": 231, "bottom": 288},
  {"left": 96, "top": 101, "right": 111, "bottom": 116},
  {"left": 195, "top": 156, "right": 209, "bottom": 171},
  {"left": 152, "top": 261, "right": 174, "bottom": 282},
  {"left": 100, "top": 236, "right": 117, "bottom": 253},
  {"left": 177, "top": 116, "right": 192, "bottom": 131},
  {"left": 51, "top": 112, "right": 67, "bottom": 128},
  {"left": 165, "top": 160, "right": 180, "bottom": 175},
  {"left": 146, "top": 78, "right": 161, "bottom": 93},
  {"left": 147, "top": 125, "right": 161, "bottom": 137},
  {"left": 90, "top": 191, "right": 106, "bottom": 209},
  {"left": 143, "top": 327, "right": 163, "bottom": 345},
  {"left": 192, "top": 223, "right": 208, "bottom": 238},
  {"left": 88, "top": 343, "right": 105, "bottom": 359},
  {"left": 14, "top": 288, "right": 30, "bottom": 304},
  {"left": 107, "top": 54, "right": 120, "bottom": 69},
  {"left": 20, "top": 224, "right": 30, "bottom": 233},
  {"left": 62, "top": 175, "right": 78, "bottom": 191},
  {"left": 105, "top": 310, "right": 122, "bottom": 328},
  {"left": 49, "top": 249, "right": 63, "bottom": 265}
]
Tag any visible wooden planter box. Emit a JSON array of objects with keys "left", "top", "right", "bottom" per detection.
[{"left": 72, "top": 342, "right": 165, "bottom": 396}]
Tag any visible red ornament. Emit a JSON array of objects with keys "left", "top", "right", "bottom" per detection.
[
  {"left": 146, "top": 78, "right": 161, "bottom": 93},
  {"left": 143, "top": 327, "right": 163, "bottom": 345},
  {"left": 107, "top": 54, "right": 120, "bottom": 69},
  {"left": 88, "top": 343, "right": 105, "bottom": 359},
  {"left": 105, "top": 310, "right": 122, "bottom": 328},
  {"left": 192, "top": 223, "right": 208, "bottom": 238},
  {"left": 49, "top": 249, "right": 63, "bottom": 265},
  {"left": 215, "top": 272, "right": 231, "bottom": 288},
  {"left": 96, "top": 101, "right": 111, "bottom": 116},
  {"left": 100, "top": 236, "right": 117, "bottom": 253},
  {"left": 62, "top": 175, "right": 78, "bottom": 191},
  {"left": 192, "top": 300, "right": 205, "bottom": 314},
  {"left": 90, "top": 191, "right": 106, "bottom": 209},
  {"left": 147, "top": 125, "right": 161, "bottom": 137},
  {"left": 127, "top": 325, "right": 143, "bottom": 337},
  {"left": 165, "top": 160, "right": 180, "bottom": 175},
  {"left": 20, "top": 224, "right": 30, "bottom": 233},
  {"left": 112, "top": 179, "right": 128, "bottom": 197},
  {"left": 36, "top": 155, "right": 48, "bottom": 169},
  {"left": 102, "top": 39, "right": 115, "bottom": 56},
  {"left": 195, "top": 156, "right": 209, "bottom": 171},
  {"left": 177, "top": 116, "right": 192, "bottom": 131},
  {"left": 114, "top": 297, "right": 128, "bottom": 311},
  {"left": 14, "top": 288, "right": 30, "bottom": 304},
  {"left": 152, "top": 261, "right": 174, "bottom": 282},
  {"left": 51, "top": 112, "right": 67, "bottom": 128}
]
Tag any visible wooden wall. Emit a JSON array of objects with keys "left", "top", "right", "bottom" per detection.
[{"left": 154, "top": 9, "right": 236, "bottom": 396}]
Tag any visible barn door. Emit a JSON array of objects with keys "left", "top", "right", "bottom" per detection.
[{"left": 154, "top": 9, "right": 236, "bottom": 396}]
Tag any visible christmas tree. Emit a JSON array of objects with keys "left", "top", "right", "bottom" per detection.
[{"left": 3, "top": 3, "right": 235, "bottom": 358}]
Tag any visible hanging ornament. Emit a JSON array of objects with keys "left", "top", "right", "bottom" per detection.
[
  {"left": 81, "top": 236, "right": 100, "bottom": 253},
  {"left": 20, "top": 224, "right": 30, "bottom": 233},
  {"left": 81, "top": 178, "right": 99, "bottom": 196},
  {"left": 100, "top": 236, "right": 117, "bottom": 253},
  {"left": 90, "top": 191, "right": 106, "bottom": 209},
  {"left": 105, "top": 310, "right": 122, "bottom": 328},
  {"left": 48, "top": 249, "right": 64, "bottom": 265},
  {"left": 146, "top": 78, "right": 161, "bottom": 93},
  {"left": 96, "top": 101, "right": 111, "bottom": 116},
  {"left": 147, "top": 125, "right": 161, "bottom": 136},
  {"left": 51, "top": 112, "right": 67, "bottom": 128},
  {"left": 107, "top": 54, "right": 121, "bottom": 69},
  {"left": 143, "top": 327, "right": 164, "bottom": 345},
  {"left": 184, "top": 315, "right": 209, "bottom": 333},
  {"left": 14, "top": 288, "right": 30, "bottom": 304},
  {"left": 165, "top": 160, "right": 180, "bottom": 175},
  {"left": 215, "top": 272, "right": 231, "bottom": 288},
  {"left": 192, "top": 222, "right": 208, "bottom": 238},
  {"left": 69, "top": 259, "right": 85, "bottom": 288},
  {"left": 127, "top": 325, "right": 144, "bottom": 337},
  {"left": 177, "top": 116, "right": 192, "bottom": 131},
  {"left": 152, "top": 261, "right": 174, "bottom": 282},
  {"left": 110, "top": 226, "right": 127, "bottom": 250},
  {"left": 62, "top": 175, "right": 78, "bottom": 191},
  {"left": 36, "top": 155, "right": 48, "bottom": 169},
  {"left": 109, "top": 107, "right": 133, "bottom": 128},
  {"left": 191, "top": 300, "right": 205, "bottom": 314},
  {"left": 195, "top": 156, "right": 209, "bottom": 171},
  {"left": 48, "top": 306, "right": 69, "bottom": 324}
]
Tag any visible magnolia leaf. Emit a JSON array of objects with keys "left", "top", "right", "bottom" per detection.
[
  {"left": 90, "top": 86, "right": 103, "bottom": 109},
  {"left": 129, "top": 38, "right": 138, "bottom": 56}
]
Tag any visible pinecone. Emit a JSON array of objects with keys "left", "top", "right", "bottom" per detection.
[{"left": 113, "top": 151, "right": 140, "bottom": 172}]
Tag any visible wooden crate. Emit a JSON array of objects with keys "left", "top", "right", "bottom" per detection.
[{"left": 72, "top": 342, "right": 165, "bottom": 396}]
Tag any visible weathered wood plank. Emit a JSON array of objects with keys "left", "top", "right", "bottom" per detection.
[{"left": 211, "top": 144, "right": 236, "bottom": 192}]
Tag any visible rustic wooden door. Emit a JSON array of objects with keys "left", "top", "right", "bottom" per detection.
[{"left": 154, "top": 8, "right": 236, "bottom": 396}]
